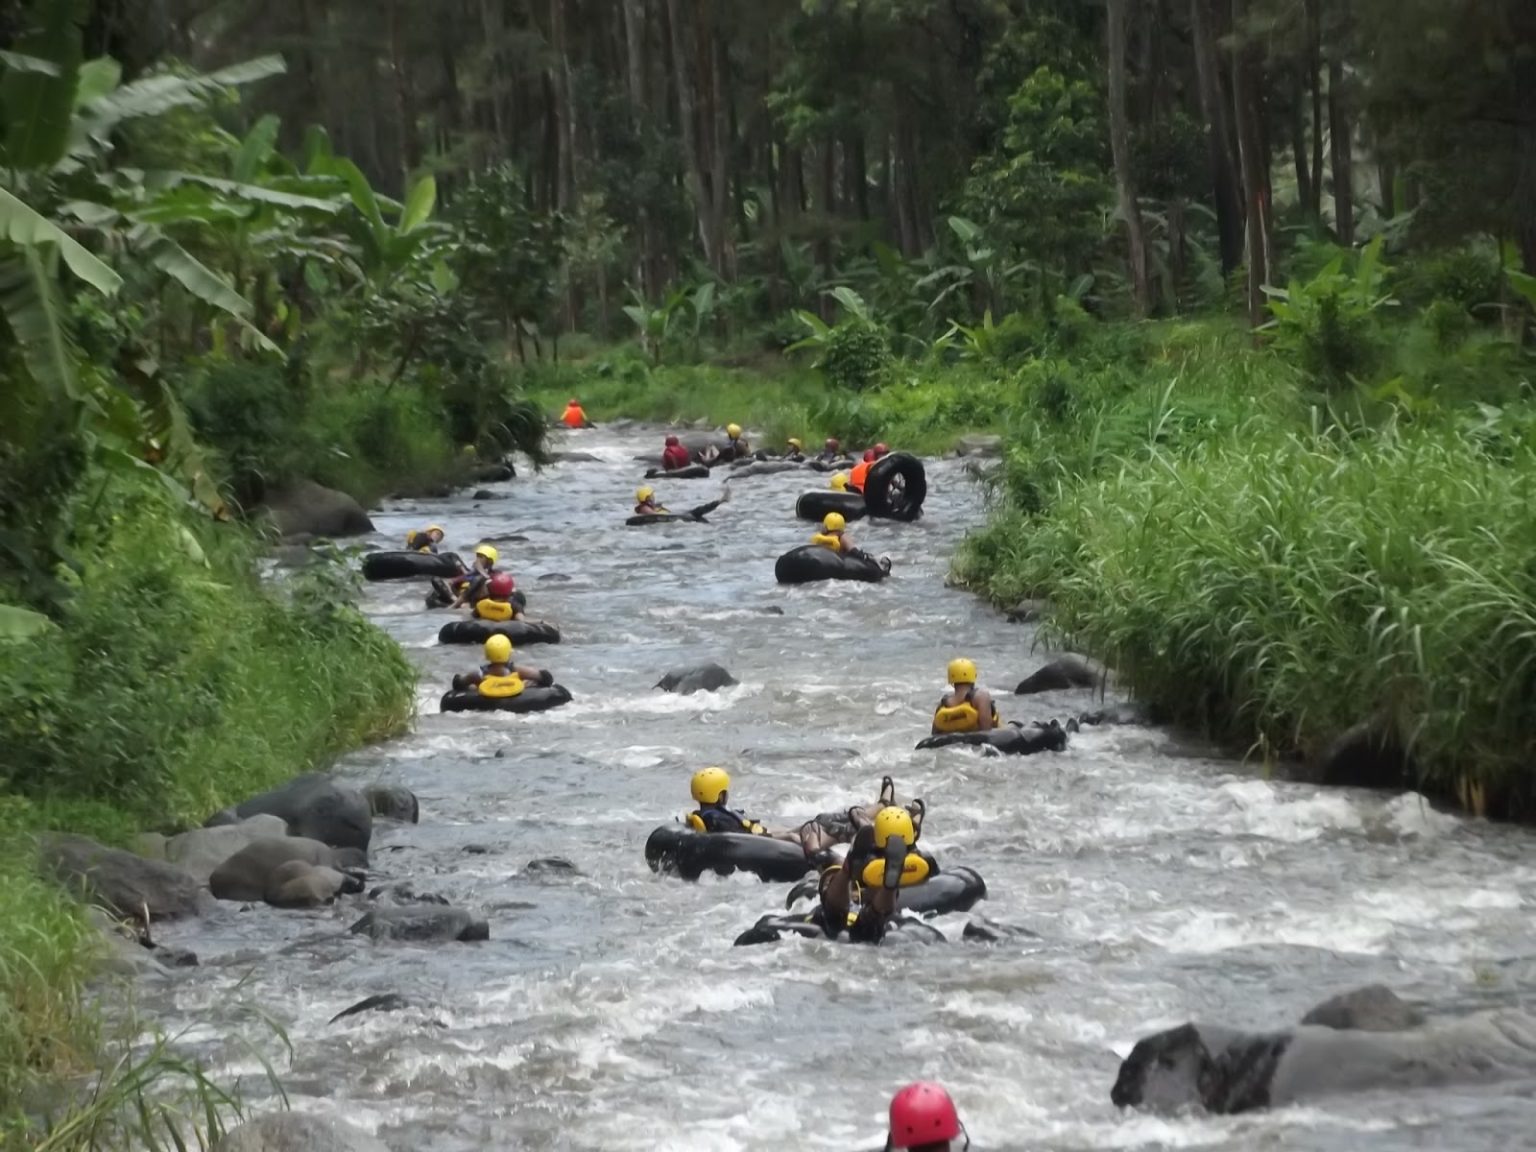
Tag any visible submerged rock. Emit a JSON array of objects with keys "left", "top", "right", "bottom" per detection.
[
  {"left": 364, "top": 785, "right": 419, "bottom": 825},
  {"left": 655, "top": 662, "right": 738, "bottom": 695},
  {"left": 207, "top": 774, "right": 374, "bottom": 852},
  {"left": 213, "top": 1112, "right": 389, "bottom": 1152},
  {"left": 329, "top": 993, "right": 410, "bottom": 1024},
  {"left": 1301, "top": 985, "right": 1425, "bottom": 1032},
  {"left": 349, "top": 906, "right": 489, "bottom": 943},
  {"left": 209, "top": 838, "right": 366, "bottom": 905}
]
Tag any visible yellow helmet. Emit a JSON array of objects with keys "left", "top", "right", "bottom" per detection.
[
  {"left": 474, "top": 544, "right": 498, "bottom": 565},
  {"left": 787, "top": 437, "right": 803, "bottom": 450},
  {"left": 823, "top": 512, "right": 846, "bottom": 533},
  {"left": 427, "top": 524, "right": 444, "bottom": 536},
  {"left": 830, "top": 472, "right": 849, "bottom": 492},
  {"left": 484, "top": 634, "right": 513, "bottom": 664},
  {"left": 726, "top": 423, "right": 742, "bottom": 439},
  {"left": 690, "top": 766, "right": 730, "bottom": 805},
  {"left": 948, "top": 658, "right": 978, "bottom": 685},
  {"left": 873, "top": 806, "right": 915, "bottom": 848},
  {"left": 636, "top": 486, "right": 654, "bottom": 503}
]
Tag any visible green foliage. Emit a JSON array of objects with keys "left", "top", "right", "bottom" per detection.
[
  {"left": 1263, "top": 238, "right": 1397, "bottom": 394},
  {"left": 817, "top": 319, "right": 892, "bottom": 392},
  {"left": 0, "top": 477, "right": 415, "bottom": 831}
]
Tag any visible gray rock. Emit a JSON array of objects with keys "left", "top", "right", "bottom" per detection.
[
  {"left": 213, "top": 1112, "right": 389, "bottom": 1152},
  {"left": 40, "top": 834, "right": 208, "bottom": 921},
  {"left": 260, "top": 479, "right": 374, "bottom": 540},
  {"left": 1014, "top": 654, "right": 1103, "bottom": 695},
  {"left": 208, "top": 775, "right": 373, "bottom": 852},
  {"left": 953, "top": 434, "right": 1005, "bottom": 457},
  {"left": 1004, "top": 598, "right": 1048, "bottom": 624},
  {"left": 367, "top": 882, "right": 450, "bottom": 906},
  {"left": 364, "top": 785, "right": 419, "bottom": 825},
  {"left": 1314, "top": 718, "right": 1415, "bottom": 790},
  {"left": 1302, "top": 985, "right": 1426, "bottom": 1032},
  {"left": 524, "top": 857, "right": 578, "bottom": 876},
  {"left": 210, "top": 838, "right": 366, "bottom": 904},
  {"left": 160, "top": 815, "right": 290, "bottom": 887},
  {"left": 349, "top": 906, "right": 489, "bottom": 943},
  {"left": 264, "top": 861, "right": 354, "bottom": 909},
  {"left": 654, "top": 662, "right": 738, "bottom": 695},
  {"left": 549, "top": 451, "right": 602, "bottom": 463},
  {"left": 961, "top": 915, "right": 1042, "bottom": 943}
]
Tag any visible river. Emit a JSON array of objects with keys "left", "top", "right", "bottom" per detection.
[{"left": 147, "top": 425, "right": 1536, "bottom": 1151}]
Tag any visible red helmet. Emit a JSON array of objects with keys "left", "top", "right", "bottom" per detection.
[
  {"left": 568, "top": 397, "right": 580, "bottom": 405},
  {"left": 488, "top": 572, "right": 514, "bottom": 598},
  {"left": 863, "top": 449, "right": 875, "bottom": 462},
  {"left": 874, "top": 442, "right": 890, "bottom": 457},
  {"left": 826, "top": 437, "right": 840, "bottom": 449},
  {"left": 889, "top": 1082, "right": 961, "bottom": 1149},
  {"left": 665, "top": 435, "right": 680, "bottom": 446}
]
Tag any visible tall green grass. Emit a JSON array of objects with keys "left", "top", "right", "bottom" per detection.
[{"left": 969, "top": 425, "right": 1536, "bottom": 808}]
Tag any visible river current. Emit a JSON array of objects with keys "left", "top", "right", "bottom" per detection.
[{"left": 147, "top": 425, "right": 1536, "bottom": 1150}]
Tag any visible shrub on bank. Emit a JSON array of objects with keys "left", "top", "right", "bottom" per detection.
[{"left": 974, "top": 426, "right": 1536, "bottom": 809}]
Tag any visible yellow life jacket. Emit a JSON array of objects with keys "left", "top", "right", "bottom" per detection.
[
  {"left": 810, "top": 533, "right": 843, "bottom": 550},
  {"left": 477, "top": 673, "right": 525, "bottom": 699},
  {"left": 860, "top": 851, "right": 932, "bottom": 889},
  {"left": 475, "top": 598, "right": 516, "bottom": 622},
  {"left": 932, "top": 689, "right": 1001, "bottom": 734}
]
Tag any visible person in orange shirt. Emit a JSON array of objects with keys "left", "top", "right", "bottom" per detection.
[
  {"left": 560, "top": 398, "right": 592, "bottom": 428},
  {"left": 848, "top": 443, "right": 888, "bottom": 492}
]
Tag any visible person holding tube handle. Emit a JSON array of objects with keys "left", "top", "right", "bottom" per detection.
[
  {"left": 686, "top": 767, "right": 805, "bottom": 846},
  {"left": 817, "top": 804, "right": 936, "bottom": 944}
]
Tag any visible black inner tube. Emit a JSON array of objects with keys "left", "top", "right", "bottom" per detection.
[
  {"left": 774, "top": 544, "right": 887, "bottom": 585},
  {"left": 644, "top": 826, "right": 812, "bottom": 883},
  {"left": 439, "top": 685, "right": 573, "bottom": 714},
  {"left": 863, "top": 453, "right": 927, "bottom": 521},
  {"left": 794, "top": 491, "right": 868, "bottom": 523}
]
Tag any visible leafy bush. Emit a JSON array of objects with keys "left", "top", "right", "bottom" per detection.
[
  {"left": 1263, "top": 238, "right": 1396, "bottom": 394},
  {"left": 1391, "top": 247, "right": 1504, "bottom": 314},
  {"left": 0, "top": 478, "right": 414, "bottom": 832},
  {"left": 819, "top": 320, "right": 892, "bottom": 391}
]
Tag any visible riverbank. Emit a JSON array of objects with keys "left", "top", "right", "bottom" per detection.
[
  {"left": 520, "top": 342, "right": 1012, "bottom": 456},
  {"left": 0, "top": 474, "right": 416, "bottom": 1136},
  {"left": 953, "top": 309, "right": 1536, "bottom": 819}
]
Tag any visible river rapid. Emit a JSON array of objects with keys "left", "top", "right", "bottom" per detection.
[{"left": 147, "top": 425, "right": 1536, "bottom": 1151}]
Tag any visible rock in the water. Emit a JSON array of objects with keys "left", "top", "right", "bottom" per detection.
[
  {"left": 40, "top": 834, "right": 208, "bottom": 921},
  {"left": 524, "top": 857, "right": 578, "bottom": 876},
  {"left": 654, "top": 662, "right": 738, "bottom": 695},
  {"left": 757, "top": 606, "right": 785, "bottom": 616},
  {"left": 1314, "top": 719, "right": 1415, "bottom": 790},
  {"left": 953, "top": 434, "right": 1004, "bottom": 457},
  {"left": 1004, "top": 598, "right": 1048, "bottom": 624},
  {"left": 260, "top": 479, "right": 374, "bottom": 540},
  {"left": 210, "top": 838, "right": 366, "bottom": 904},
  {"left": 473, "top": 461, "right": 515, "bottom": 483},
  {"left": 549, "top": 450, "right": 602, "bottom": 463},
  {"left": 208, "top": 774, "right": 373, "bottom": 852},
  {"left": 330, "top": 993, "right": 410, "bottom": 1024},
  {"left": 1302, "top": 985, "right": 1425, "bottom": 1032},
  {"left": 159, "top": 815, "right": 290, "bottom": 887},
  {"left": 264, "top": 860, "right": 355, "bottom": 908},
  {"left": 1014, "top": 654, "right": 1102, "bottom": 694},
  {"left": 1074, "top": 703, "right": 1149, "bottom": 728},
  {"left": 367, "top": 881, "right": 450, "bottom": 906},
  {"left": 349, "top": 906, "right": 489, "bottom": 943},
  {"left": 213, "top": 1112, "right": 389, "bottom": 1152},
  {"left": 961, "top": 915, "right": 1042, "bottom": 944},
  {"left": 364, "top": 785, "right": 419, "bottom": 825}
]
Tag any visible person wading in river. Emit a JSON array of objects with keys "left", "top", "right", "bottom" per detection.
[{"left": 931, "top": 659, "right": 999, "bottom": 735}]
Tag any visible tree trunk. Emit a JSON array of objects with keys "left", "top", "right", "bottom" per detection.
[
  {"left": 1191, "top": 0, "right": 1244, "bottom": 272},
  {"left": 1328, "top": 58, "right": 1354, "bottom": 246},
  {"left": 849, "top": 130, "right": 869, "bottom": 220},
  {"left": 1107, "top": 0, "right": 1152, "bottom": 316},
  {"left": 665, "top": 0, "right": 714, "bottom": 267},
  {"left": 1305, "top": 0, "right": 1324, "bottom": 221},
  {"left": 386, "top": 0, "right": 420, "bottom": 187},
  {"left": 708, "top": 14, "right": 733, "bottom": 278},
  {"left": 1230, "top": 0, "right": 1271, "bottom": 328},
  {"left": 818, "top": 141, "right": 836, "bottom": 318},
  {"left": 1516, "top": 54, "right": 1536, "bottom": 278},
  {"left": 1291, "top": 83, "right": 1312, "bottom": 220},
  {"left": 549, "top": 0, "right": 576, "bottom": 212}
]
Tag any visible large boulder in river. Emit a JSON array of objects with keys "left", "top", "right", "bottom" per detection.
[
  {"left": 655, "top": 662, "right": 738, "bottom": 695},
  {"left": 40, "top": 834, "right": 209, "bottom": 921},
  {"left": 213, "top": 1112, "right": 389, "bottom": 1152},
  {"left": 207, "top": 774, "right": 373, "bottom": 852},
  {"left": 260, "top": 479, "right": 373, "bottom": 540},
  {"left": 1301, "top": 985, "right": 1425, "bottom": 1032},
  {"left": 159, "top": 814, "right": 290, "bottom": 887},
  {"left": 1312, "top": 717, "right": 1416, "bottom": 791},
  {"left": 209, "top": 838, "right": 366, "bottom": 904},
  {"left": 350, "top": 906, "right": 489, "bottom": 943},
  {"left": 1014, "top": 654, "right": 1103, "bottom": 695},
  {"left": 953, "top": 434, "right": 1005, "bottom": 457}
]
